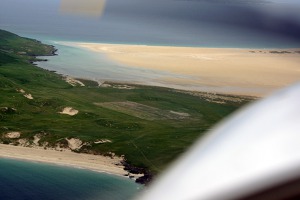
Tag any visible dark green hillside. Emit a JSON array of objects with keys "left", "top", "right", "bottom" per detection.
[
  {"left": 0, "top": 29, "right": 253, "bottom": 182},
  {"left": 0, "top": 29, "right": 56, "bottom": 63}
]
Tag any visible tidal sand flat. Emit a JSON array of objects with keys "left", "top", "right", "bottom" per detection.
[{"left": 73, "top": 43, "right": 300, "bottom": 97}]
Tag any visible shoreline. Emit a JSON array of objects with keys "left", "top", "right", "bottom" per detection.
[
  {"left": 7, "top": 37, "right": 297, "bottom": 183},
  {"left": 59, "top": 41, "right": 300, "bottom": 97},
  {"left": 1, "top": 33, "right": 255, "bottom": 186},
  {"left": 52, "top": 40, "right": 300, "bottom": 50},
  {"left": 0, "top": 144, "right": 143, "bottom": 180}
]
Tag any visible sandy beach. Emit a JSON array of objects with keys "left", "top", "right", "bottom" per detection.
[
  {"left": 70, "top": 42, "right": 300, "bottom": 97},
  {"left": 0, "top": 144, "right": 130, "bottom": 177}
]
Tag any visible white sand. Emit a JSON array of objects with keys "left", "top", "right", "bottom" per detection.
[
  {"left": 59, "top": 107, "right": 79, "bottom": 116},
  {"left": 5, "top": 132, "right": 21, "bottom": 139},
  {"left": 94, "top": 139, "right": 112, "bottom": 144},
  {"left": 33, "top": 135, "right": 41, "bottom": 146},
  {"left": 0, "top": 144, "right": 127, "bottom": 176},
  {"left": 65, "top": 76, "right": 85, "bottom": 87},
  {"left": 24, "top": 94, "right": 34, "bottom": 100},
  {"left": 17, "top": 89, "right": 34, "bottom": 99},
  {"left": 72, "top": 42, "right": 300, "bottom": 97},
  {"left": 18, "top": 89, "right": 25, "bottom": 93},
  {"left": 66, "top": 138, "right": 83, "bottom": 150}
]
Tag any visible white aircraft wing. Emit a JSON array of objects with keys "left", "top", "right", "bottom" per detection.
[{"left": 136, "top": 83, "right": 300, "bottom": 200}]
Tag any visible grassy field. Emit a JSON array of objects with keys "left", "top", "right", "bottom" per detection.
[{"left": 0, "top": 29, "right": 253, "bottom": 178}]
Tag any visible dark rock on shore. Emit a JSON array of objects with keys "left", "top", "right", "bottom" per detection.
[
  {"left": 122, "top": 161, "right": 153, "bottom": 185},
  {"left": 136, "top": 173, "right": 153, "bottom": 185},
  {"left": 269, "top": 50, "right": 291, "bottom": 54}
]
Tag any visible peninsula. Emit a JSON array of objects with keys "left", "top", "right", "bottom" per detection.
[{"left": 0, "top": 29, "right": 259, "bottom": 184}]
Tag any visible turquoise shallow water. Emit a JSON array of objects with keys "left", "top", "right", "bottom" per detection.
[
  {"left": 1, "top": 0, "right": 300, "bottom": 91},
  {"left": 36, "top": 41, "right": 193, "bottom": 89},
  {"left": 0, "top": 158, "right": 142, "bottom": 200}
]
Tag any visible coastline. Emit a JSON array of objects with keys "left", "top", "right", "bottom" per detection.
[
  {"left": 0, "top": 144, "right": 143, "bottom": 180},
  {"left": 2, "top": 31, "right": 298, "bottom": 185},
  {"left": 61, "top": 42, "right": 300, "bottom": 97},
  {"left": 0, "top": 31, "right": 253, "bottom": 186}
]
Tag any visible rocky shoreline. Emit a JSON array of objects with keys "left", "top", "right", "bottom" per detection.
[{"left": 122, "top": 161, "right": 153, "bottom": 185}]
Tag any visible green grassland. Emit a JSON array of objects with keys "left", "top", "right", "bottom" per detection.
[{"left": 0, "top": 29, "right": 253, "bottom": 177}]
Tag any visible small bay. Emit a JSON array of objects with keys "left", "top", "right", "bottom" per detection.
[{"left": 0, "top": 158, "right": 141, "bottom": 200}]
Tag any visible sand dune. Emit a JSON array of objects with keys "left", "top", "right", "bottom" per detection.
[
  {"left": 73, "top": 42, "right": 300, "bottom": 97},
  {"left": 59, "top": 107, "right": 79, "bottom": 116}
]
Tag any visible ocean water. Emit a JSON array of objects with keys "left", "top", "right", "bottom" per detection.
[
  {"left": 1, "top": 0, "right": 300, "bottom": 87},
  {"left": 36, "top": 41, "right": 194, "bottom": 89},
  {"left": 0, "top": 158, "right": 141, "bottom": 200},
  {"left": 1, "top": 0, "right": 300, "bottom": 88}
]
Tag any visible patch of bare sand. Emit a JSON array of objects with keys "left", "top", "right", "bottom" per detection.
[
  {"left": 18, "top": 89, "right": 25, "bottom": 93},
  {"left": 17, "top": 138, "right": 29, "bottom": 146},
  {"left": 24, "top": 94, "right": 34, "bottom": 99},
  {"left": 65, "top": 76, "right": 85, "bottom": 86},
  {"left": 0, "top": 144, "right": 127, "bottom": 176},
  {"left": 66, "top": 138, "right": 83, "bottom": 150},
  {"left": 5, "top": 132, "right": 21, "bottom": 139},
  {"left": 59, "top": 107, "right": 79, "bottom": 116},
  {"left": 74, "top": 42, "right": 300, "bottom": 97},
  {"left": 169, "top": 111, "right": 190, "bottom": 117},
  {"left": 94, "top": 139, "right": 112, "bottom": 144},
  {"left": 33, "top": 134, "right": 42, "bottom": 146},
  {"left": 17, "top": 89, "right": 34, "bottom": 99},
  {"left": 112, "top": 84, "right": 135, "bottom": 90},
  {"left": 100, "top": 83, "right": 136, "bottom": 90}
]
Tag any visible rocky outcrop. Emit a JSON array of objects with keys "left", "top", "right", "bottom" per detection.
[{"left": 122, "top": 161, "right": 153, "bottom": 185}]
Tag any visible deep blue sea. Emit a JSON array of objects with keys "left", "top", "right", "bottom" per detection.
[{"left": 0, "top": 158, "right": 141, "bottom": 200}]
